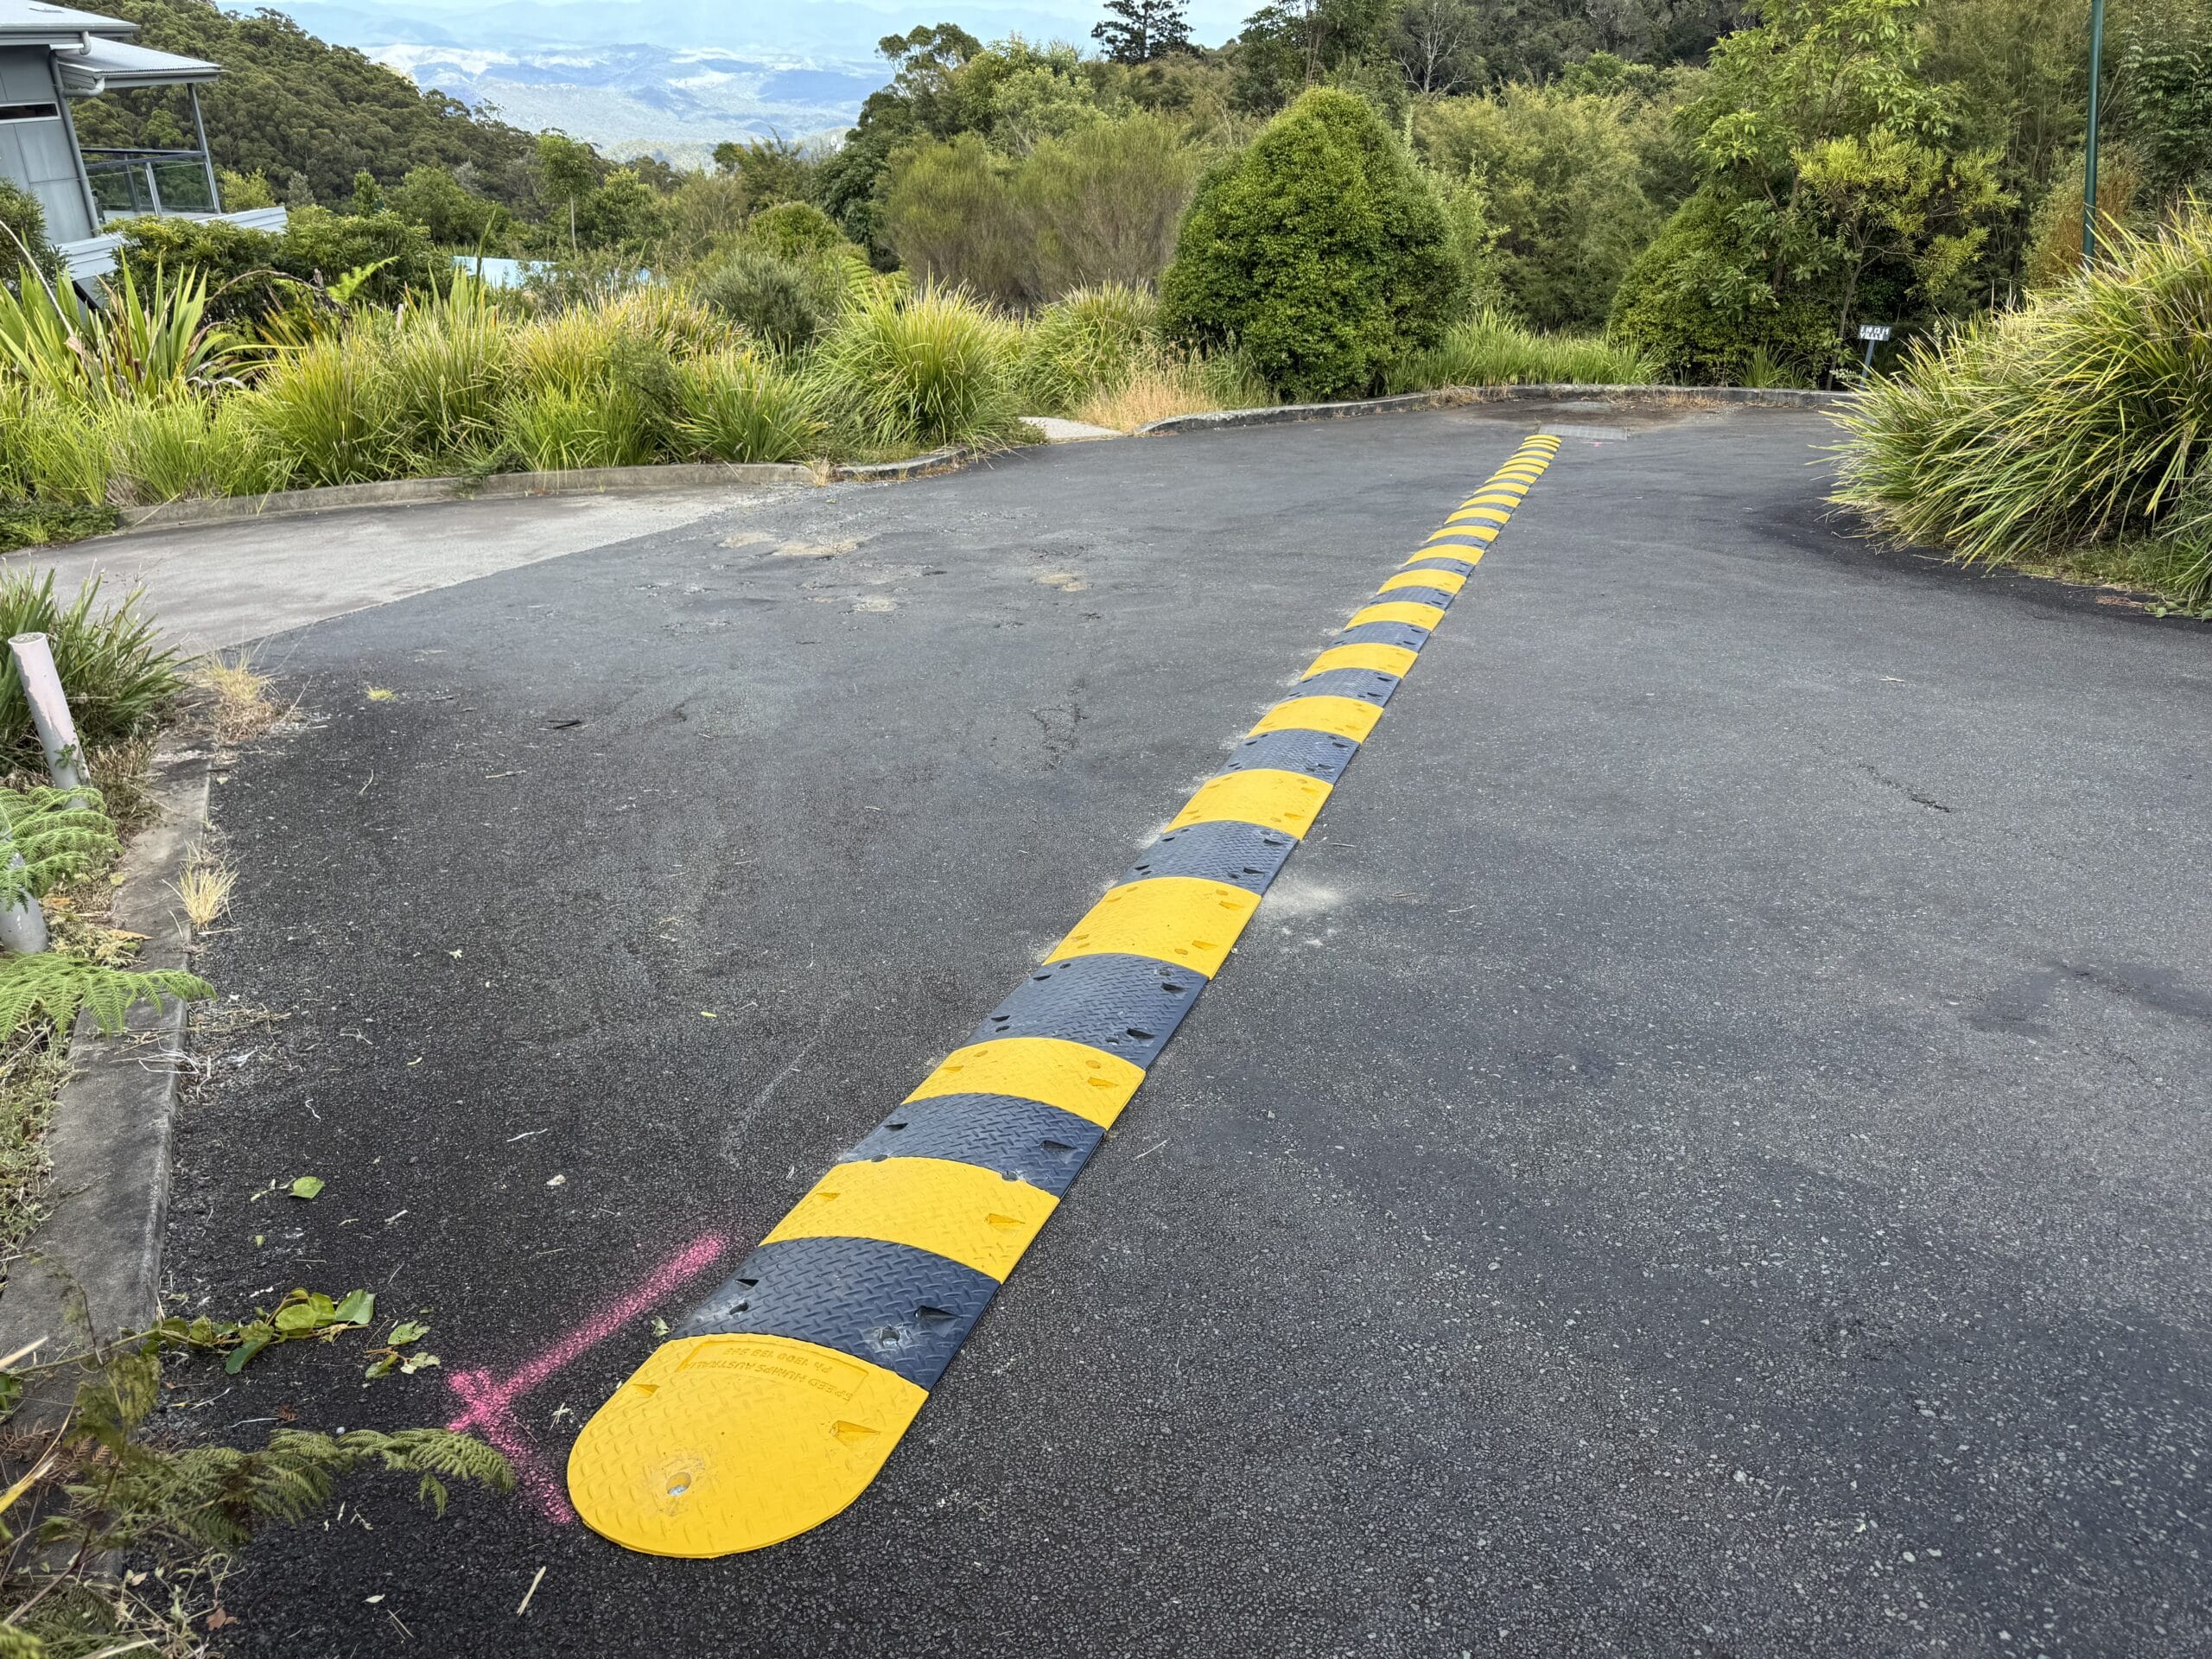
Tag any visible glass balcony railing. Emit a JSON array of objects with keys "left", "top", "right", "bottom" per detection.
[{"left": 81, "top": 149, "right": 217, "bottom": 219}]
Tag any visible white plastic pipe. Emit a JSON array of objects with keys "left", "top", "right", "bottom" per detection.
[
  {"left": 0, "top": 632, "right": 83, "bottom": 957},
  {"left": 10, "top": 633, "right": 85, "bottom": 792}
]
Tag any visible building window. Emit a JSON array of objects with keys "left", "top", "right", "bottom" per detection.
[{"left": 0, "top": 103, "right": 63, "bottom": 123}]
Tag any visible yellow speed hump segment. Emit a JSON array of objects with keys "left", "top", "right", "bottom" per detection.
[{"left": 565, "top": 433, "right": 1562, "bottom": 1557}]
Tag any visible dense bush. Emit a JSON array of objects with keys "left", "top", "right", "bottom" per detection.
[
  {"left": 697, "top": 250, "right": 830, "bottom": 354},
  {"left": 1414, "top": 85, "right": 1672, "bottom": 332},
  {"left": 1605, "top": 191, "right": 1846, "bottom": 384},
  {"left": 1834, "top": 208, "right": 2212, "bottom": 605},
  {"left": 885, "top": 112, "right": 1201, "bottom": 306},
  {"left": 1160, "top": 89, "right": 1465, "bottom": 402},
  {"left": 0, "top": 181, "right": 57, "bottom": 286},
  {"left": 387, "top": 164, "right": 508, "bottom": 248},
  {"left": 745, "top": 201, "right": 848, "bottom": 262},
  {"left": 113, "top": 207, "right": 438, "bottom": 321}
]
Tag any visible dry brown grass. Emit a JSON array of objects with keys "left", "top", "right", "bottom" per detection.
[
  {"left": 1075, "top": 359, "right": 1225, "bottom": 432},
  {"left": 170, "top": 857, "right": 236, "bottom": 929},
  {"left": 194, "top": 651, "right": 282, "bottom": 743}
]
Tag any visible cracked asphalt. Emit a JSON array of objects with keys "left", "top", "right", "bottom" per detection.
[{"left": 157, "top": 405, "right": 2212, "bottom": 1656}]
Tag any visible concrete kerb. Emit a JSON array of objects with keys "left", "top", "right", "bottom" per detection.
[
  {"left": 1131, "top": 382, "right": 1851, "bottom": 437},
  {"left": 86, "top": 387, "right": 1847, "bottom": 539},
  {"left": 0, "top": 745, "right": 211, "bottom": 1427},
  {"left": 107, "top": 461, "right": 817, "bottom": 537}
]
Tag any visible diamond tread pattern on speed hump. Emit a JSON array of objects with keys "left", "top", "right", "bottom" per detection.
[{"left": 565, "top": 432, "right": 1560, "bottom": 1558}]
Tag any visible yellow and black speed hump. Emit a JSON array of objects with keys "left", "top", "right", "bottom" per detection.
[{"left": 566, "top": 435, "right": 1563, "bottom": 1556}]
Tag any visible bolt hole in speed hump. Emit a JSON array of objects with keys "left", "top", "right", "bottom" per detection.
[{"left": 564, "top": 435, "right": 1564, "bottom": 1556}]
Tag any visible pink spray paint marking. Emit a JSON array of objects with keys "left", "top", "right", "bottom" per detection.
[{"left": 444, "top": 1231, "right": 729, "bottom": 1523}]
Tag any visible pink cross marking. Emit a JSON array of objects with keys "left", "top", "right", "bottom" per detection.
[{"left": 443, "top": 1231, "right": 730, "bottom": 1523}]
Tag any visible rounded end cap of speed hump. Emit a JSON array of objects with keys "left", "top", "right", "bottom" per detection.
[{"left": 568, "top": 1333, "right": 927, "bottom": 1557}]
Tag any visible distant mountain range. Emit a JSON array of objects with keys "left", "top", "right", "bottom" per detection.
[{"left": 266, "top": 0, "right": 1249, "bottom": 164}]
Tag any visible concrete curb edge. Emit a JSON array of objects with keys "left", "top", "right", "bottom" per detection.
[
  {"left": 1133, "top": 382, "right": 1852, "bottom": 437},
  {"left": 105, "top": 461, "right": 817, "bottom": 538},
  {"left": 0, "top": 744, "right": 213, "bottom": 1421}
]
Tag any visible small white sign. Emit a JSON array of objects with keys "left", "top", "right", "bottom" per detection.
[{"left": 1858, "top": 323, "right": 1893, "bottom": 341}]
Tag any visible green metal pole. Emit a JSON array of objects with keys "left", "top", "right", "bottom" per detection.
[{"left": 2083, "top": 0, "right": 2106, "bottom": 262}]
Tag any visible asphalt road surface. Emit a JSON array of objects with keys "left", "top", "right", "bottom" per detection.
[{"left": 160, "top": 405, "right": 2212, "bottom": 1656}]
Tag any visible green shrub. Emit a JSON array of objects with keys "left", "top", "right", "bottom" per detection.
[
  {"left": 745, "top": 201, "right": 847, "bottom": 262},
  {"left": 815, "top": 284, "right": 1021, "bottom": 450},
  {"left": 1605, "top": 192, "right": 1845, "bottom": 385},
  {"left": 887, "top": 114, "right": 1201, "bottom": 307},
  {"left": 378, "top": 277, "right": 513, "bottom": 464},
  {"left": 387, "top": 163, "right": 506, "bottom": 249},
  {"left": 1017, "top": 283, "right": 1158, "bottom": 414},
  {"left": 1414, "top": 86, "right": 1667, "bottom": 332},
  {"left": 245, "top": 332, "right": 389, "bottom": 486},
  {"left": 697, "top": 251, "right": 828, "bottom": 354},
  {"left": 0, "top": 180, "right": 58, "bottom": 287},
  {"left": 1387, "top": 309, "right": 1662, "bottom": 391},
  {"left": 677, "top": 351, "right": 823, "bottom": 461},
  {"left": 0, "top": 571, "right": 180, "bottom": 757},
  {"left": 101, "top": 396, "right": 280, "bottom": 504},
  {"left": 114, "top": 207, "right": 436, "bottom": 324},
  {"left": 8, "top": 396, "right": 107, "bottom": 506},
  {"left": 501, "top": 376, "right": 663, "bottom": 470},
  {"left": 1834, "top": 208, "right": 2212, "bottom": 606},
  {"left": 1160, "top": 89, "right": 1465, "bottom": 402}
]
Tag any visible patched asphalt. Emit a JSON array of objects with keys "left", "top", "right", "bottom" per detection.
[{"left": 158, "top": 406, "right": 2212, "bottom": 1656}]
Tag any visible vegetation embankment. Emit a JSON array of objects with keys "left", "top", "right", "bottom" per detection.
[
  {"left": 8, "top": 0, "right": 2209, "bottom": 594},
  {"left": 1834, "top": 210, "right": 2212, "bottom": 612}
]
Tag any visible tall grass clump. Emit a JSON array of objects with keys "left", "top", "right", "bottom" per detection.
[
  {"left": 1834, "top": 209, "right": 2212, "bottom": 606},
  {"left": 1074, "top": 346, "right": 1272, "bottom": 432},
  {"left": 1017, "top": 283, "right": 1158, "bottom": 416},
  {"left": 7, "top": 392, "right": 107, "bottom": 505},
  {"left": 0, "top": 570, "right": 180, "bottom": 756},
  {"left": 816, "top": 284, "right": 1021, "bottom": 451},
  {"left": 245, "top": 330, "right": 389, "bottom": 486},
  {"left": 1386, "top": 309, "right": 1662, "bottom": 393},
  {"left": 677, "top": 351, "right": 822, "bottom": 462},
  {"left": 378, "top": 275, "right": 514, "bottom": 465}
]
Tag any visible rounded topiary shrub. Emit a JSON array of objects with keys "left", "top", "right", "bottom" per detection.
[
  {"left": 745, "top": 200, "right": 847, "bottom": 263},
  {"left": 1159, "top": 88, "right": 1465, "bottom": 403}
]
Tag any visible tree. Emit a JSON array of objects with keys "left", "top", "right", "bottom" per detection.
[
  {"left": 1094, "top": 0, "right": 1193, "bottom": 62},
  {"left": 1415, "top": 83, "right": 1669, "bottom": 329},
  {"left": 1235, "top": 0, "right": 1393, "bottom": 109},
  {"left": 1390, "top": 0, "right": 1481, "bottom": 93},
  {"left": 533, "top": 132, "right": 601, "bottom": 252},
  {"left": 387, "top": 163, "right": 505, "bottom": 246},
  {"left": 1796, "top": 130, "right": 2005, "bottom": 332},
  {"left": 1160, "top": 87, "right": 1465, "bottom": 397},
  {"left": 349, "top": 169, "right": 385, "bottom": 215},
  {"left": 710, "top": 133, "right": 819, "bottom": 207}
]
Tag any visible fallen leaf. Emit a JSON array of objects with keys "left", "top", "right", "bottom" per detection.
[
  {"left": 387, "top": 1320, "right": 429, "bottom": 1347},
  {"left": 364, "top": 688, "right": 395, "bottom": 702},
  {"left": 333, "top": 1289, "right": 375, "bottom": 1325},
  {"left": 289, "top": 1176, "right": 324, "bottom": 1200},
  {"left": 206, "top": 1608, "right": 238, "bottom": 1630}
]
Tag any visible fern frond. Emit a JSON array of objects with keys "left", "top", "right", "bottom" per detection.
[
  {"left": 0, "top": 956, "right": 213, "bottom": 1041},
  {"left": 0, "top": 787, "right": 118, "bottom": 908}
]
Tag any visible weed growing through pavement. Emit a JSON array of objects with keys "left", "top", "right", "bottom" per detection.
[
  {"left": 170, "top": 860, "right": 236, "bottom": 931},
  {"left": 192, "top": 652, "right": 282, "bottom": 746}
]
